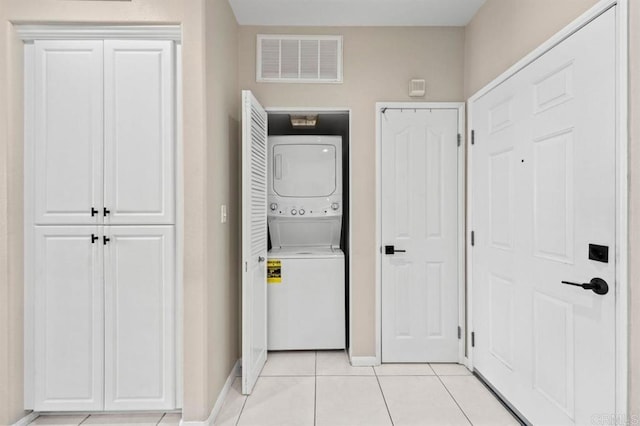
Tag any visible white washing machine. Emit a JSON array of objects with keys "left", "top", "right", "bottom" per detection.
[{"left": 267, "top": 135, "right": 345, "bottom": 350}]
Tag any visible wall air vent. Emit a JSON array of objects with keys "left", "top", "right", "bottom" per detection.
[{"left": 257, "top": 35, "right": 343, "bottom": 83}]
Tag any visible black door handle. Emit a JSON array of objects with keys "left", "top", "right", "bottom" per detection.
[
  {"left": 384, "top": 245, "right": 407, "bottom": 255},
  {"left": 561, "top": 277, "right": 609, "bottom": 295},
  {"left": 91, "top": 207, "right": 99, "bottom": 217}
]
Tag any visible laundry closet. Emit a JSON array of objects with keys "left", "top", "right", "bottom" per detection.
[
  {"left": 266, "top": 112, "right": 350, "bottom": 351},
  {"left": 240, "top": 92, "right": 350, "bottom": 393}
]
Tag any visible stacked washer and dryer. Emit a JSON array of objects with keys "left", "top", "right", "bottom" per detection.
[{"left": 267, "top": 135, "right": 346, "bottom": 350}]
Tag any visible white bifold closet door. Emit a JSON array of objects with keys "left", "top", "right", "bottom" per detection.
[
  {"left": 241, "top": 90, "right": 268, "bottom": 395},
  {"left": 471, "top": 7, "right": 616, "bottom": 425}
]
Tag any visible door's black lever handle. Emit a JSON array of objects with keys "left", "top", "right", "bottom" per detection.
[
  {"left": 561, "top": 278, "right": 609, "bottom": 295},
  {"left": 384, "top": 245, "right": 407, "bottom": 255}
]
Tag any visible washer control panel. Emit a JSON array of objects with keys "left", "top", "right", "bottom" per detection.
[{"left": 268, "top": 199, "right": 342, "bottom": 217}]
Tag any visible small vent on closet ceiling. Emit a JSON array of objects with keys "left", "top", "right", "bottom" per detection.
[{"left": 257, "top": 35, "right": 343, "bottom": 83}]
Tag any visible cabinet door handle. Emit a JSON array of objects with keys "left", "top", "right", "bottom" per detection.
[
  {"left": 91, "top": 234, "right": 99, "bottom": 244},
  {"left": 103, "top": 207, "right": 110, "bottom": 217},
  {"left": 103, "top": 236, "right": 111, "bottom": 245},
  {"left": 91, "top": 207, "right": 99, "bottom": 217}
]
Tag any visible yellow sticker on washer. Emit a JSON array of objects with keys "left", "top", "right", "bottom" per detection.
[{"left": 267, "top": 259, "right": 282, "bottom": 284}]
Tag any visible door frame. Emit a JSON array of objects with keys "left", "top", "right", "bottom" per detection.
[
  {"left": 375, "top": 102, "right": 467, "bottom": 365},
  {"left": 466, "top": 0, "right": 628, "bottom": 418},
  {"left": 264, "top": 106, "right": 353, "bottom": 360}
]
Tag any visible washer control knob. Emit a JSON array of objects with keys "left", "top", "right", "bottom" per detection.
[
  {"left": 290, "top": 209, "right": 297, "bottom": 216},
  {"left": 270, "top": 203, "right": 278, "bottom": 211},
  {"left": 299, "top": 209, "right": 305, "bottom": 216},
  {"left": 331, "top": 203, "right": 339, "bottom": 211}
]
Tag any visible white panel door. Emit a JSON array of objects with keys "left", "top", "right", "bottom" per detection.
[
  {"left": 103, "top": 226, "right": 175, "bottom": 410},
  {"left": 381, "top": 108, "right": 459, "bottom": 362},
  {"left": 103, "top": 40, "right": 175, "bottom": 225},
  {"left": 34, "top": 226, "right": 103, "bottom": 411},
  {"left": 241, "top": 90, "right": 268, "bottom": 394},
  {"left": 471, "top": 8, "right": 616, "bottom": 424},
  {"left": 34, "top": 41, "right": 104, "bottom": 225}
]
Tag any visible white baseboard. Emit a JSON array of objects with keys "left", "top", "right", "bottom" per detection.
[
  {"left": 11, "top": 411, "right": 38, "bottom": 426},
  {"left": 350, "top": 356, "right": 378, "bottom": 367},
  {"left": 179, "top": 359, "right": 241, "bottom": 426}
]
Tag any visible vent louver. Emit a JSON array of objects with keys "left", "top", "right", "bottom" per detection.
[{"left": 257, "top": 35, "right": 343, "bottom": 83}]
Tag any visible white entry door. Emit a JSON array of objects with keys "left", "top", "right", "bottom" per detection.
[
  {"left": 241, "top": 90, "right": 268, "bottom": 394},
  {"left": 381, "top": 107, "right": 460, "bottom": 362},
  {"left": 470, "top": 7, "right": 616, "bottom": 424}
]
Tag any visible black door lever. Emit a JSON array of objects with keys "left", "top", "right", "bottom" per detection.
[
  {"left": 561, "top": 277, "right": 609, "bottom": 295},
  {"left": 384, "top": 245, "right": 407, "bottom": 255}
]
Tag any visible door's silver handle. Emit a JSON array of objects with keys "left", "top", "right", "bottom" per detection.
[{"left": 258, "top": 256, "right": 265, "bottom": 262}]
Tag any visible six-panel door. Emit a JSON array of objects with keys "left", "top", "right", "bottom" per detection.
[
  {"left": 471, "top": 8, "right": 616, "bottom": 424},
  {"left": 34, "top": 227, "right": 104, "bottom": 411}
]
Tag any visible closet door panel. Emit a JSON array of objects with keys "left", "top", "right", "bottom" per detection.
[
  {"left": 104, "top": 226, "right": 175, "bottom": 410},
  {"left": 34, "top": 41, "right": 104, "bottom": 225},
  {"left": 104, "top": 40, "right": 175, "bottom": 225},
  {"left": 34, "top": 226, "right": 104, "bottom": 411}
]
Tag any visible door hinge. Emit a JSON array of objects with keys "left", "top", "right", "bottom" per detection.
[
  {"left": 245, "top": 262, "right": 248, "bottom": 272},
  {"left": 471, "top": 130, "right": 475, "bottom": 145},
  {"left": 471, "top": 231, "right": 475, "bottom": 247},
  {"left": 457, "top": 326, "right": 462, "bottom": 339},
  {"left": 471, "top": 331, "right": 475, "bottom": 347},
  {"left": 457, "top": 133, "right": 461, "bottom": 147}
]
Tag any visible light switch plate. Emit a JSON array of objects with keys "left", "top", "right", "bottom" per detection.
[{"left": 221, "top": 204, "right": 228, "bottom": 223}]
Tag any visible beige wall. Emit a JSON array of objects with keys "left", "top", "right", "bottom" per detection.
[
  {"left": 0, "top": 0, "right": 239, "bottom": 424},
  {"left": 628, "top": 0, "right": 639, "bottom": 419},
  {"left": 464, "top": 0, "right": 638, "bottom": 418},
  {"left": 464, "top": 0, "right": 599, "bottom": 97},
  {"left": 205, "top": 0, "right": 241, "bottom": 412},
  {"left": 239, "top": 26, "right": 465, "bottom": 356}
]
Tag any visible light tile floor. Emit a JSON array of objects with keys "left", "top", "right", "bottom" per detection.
[
  {"left": 29, "top": 413, "right": 181, "bottom": 426},
  {"left": 216, "top": 350, "right": 521, "bottom": 426},
  {"left": 29, "top": 351, "right": 520, "bottom": 426}
]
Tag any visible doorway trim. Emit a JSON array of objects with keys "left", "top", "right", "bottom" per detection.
[
  {"left": 375, "top": 102, "right": 466, "bottom": 365},
  {"left": 465, "top": 0, "right": 628, "bottom": 418}
]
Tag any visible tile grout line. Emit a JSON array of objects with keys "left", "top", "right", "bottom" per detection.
[
  {"left": 234, "top": 383, "right": 250, "bottom": 426},
  {"left": 156, "top": 413, "right": 167, "bottom": 426},
  {"left": 313, "top": 351, "right": 317, "bottom": 426},
  {"left": 435, "top": 374, "right": 473, "bottom": 426},
  {"left": 373, "top": 365, "right": 395, "bottom": 426}
]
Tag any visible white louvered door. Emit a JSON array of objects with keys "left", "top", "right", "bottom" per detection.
[{"left": 241, "top": 90, "right": 268, "bottom": 395}]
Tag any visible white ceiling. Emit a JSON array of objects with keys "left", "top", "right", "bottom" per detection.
[{"left": 229, "top": 0, "right": 486, "bottom": 27}]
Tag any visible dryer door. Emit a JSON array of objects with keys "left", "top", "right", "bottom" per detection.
[{"left": 273, "top": 144, "right": 337, "bottom": 197}]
